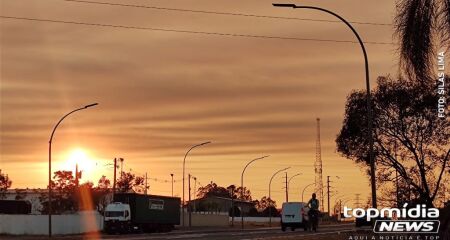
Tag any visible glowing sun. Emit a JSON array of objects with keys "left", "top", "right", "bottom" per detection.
[{"left": 63, "top": 148, "right": 96, "bottom": 180}]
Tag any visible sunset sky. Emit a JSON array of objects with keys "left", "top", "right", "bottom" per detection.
[{"left": 1, "top": 0, "right": 399, "bottom": 207}]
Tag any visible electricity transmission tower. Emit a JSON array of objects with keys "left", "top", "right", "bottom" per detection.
[{"left": 315, "top": 118, "right": 324, "bottom": 211}]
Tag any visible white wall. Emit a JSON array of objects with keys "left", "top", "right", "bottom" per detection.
[
  {"left": 231, "top": 217, "right": 281, "bottom": 223},
  {"left": 180, "top": 211, "right": 229, "bottom": 226},
  {"left": 0, "top": 211, "right": 103, "bottom": 235}
]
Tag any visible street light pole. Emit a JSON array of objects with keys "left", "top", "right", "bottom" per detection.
[
  {"left": 182, "top": 141, "right": 211, "bottom": 227},
  {"left": 241, "top": 155, "right": 270, "bottom": 229},
  {"left": 269, "top": 167, "right": 290, "bottom": 226},
  {"left": 48, "top": 103, "right": 98, "bottom": 238},
  {"left": 273, "top": 3, "right": 376, "bottom": 208},
  {"left": 301, "top": 182, "right": 316, "bottom": 202},
  {"left": 287, "top": 173, "right": 302, "bottom": 200}
]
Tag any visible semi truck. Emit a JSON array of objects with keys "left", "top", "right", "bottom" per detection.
[{"left": 104, "top": 193, "right": 180, "bottom": 234}]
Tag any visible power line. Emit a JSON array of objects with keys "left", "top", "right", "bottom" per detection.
[
  {"left": 0, "top": 16, "right": 393, "bottom": 45},
  {"left": 63, "top": 0, "right": 391, "bottom": 26}
]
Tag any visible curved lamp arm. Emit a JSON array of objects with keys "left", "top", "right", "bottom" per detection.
[{"left": 49, "top": 103, "right": 98, "bottom": 143}]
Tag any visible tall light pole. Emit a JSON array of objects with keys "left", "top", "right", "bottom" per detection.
[
  {"left": 268, "top": 167, "right": 290, "bottom": 226},
  {"left": 287, "top": 173, "right": 302, "bottom": 199},
  {"left": 48, "top": 103, "right": 98, "bottom": 237},
  {"left": 182, "top": 141, "right": 210, "bottom": 227},
  {"left": 241, "top": 155, "right": 270, "bottom": 229},
  {"left": 273, "top": 3, "right": 376, "bottom": 209},
  {"left": 301, "top": 182, "right": 315, "bottom": 202}
]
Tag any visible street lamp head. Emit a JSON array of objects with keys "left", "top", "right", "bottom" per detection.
[
  {"left": 201, "top": 141, "right": 211, "bottom": 146},
  {"left": 84, "top": 103, "right": 98, "bottom": 108},
  {"left": 272, "top": 3, "right": 297, "bottom": 8},
  {"left": 253, "top": 155, "right": 270, "bottom": 162}
]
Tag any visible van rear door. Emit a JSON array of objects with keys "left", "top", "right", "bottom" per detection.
[{"left": 281, "top": 202, "right": 304, "bottom": 224}]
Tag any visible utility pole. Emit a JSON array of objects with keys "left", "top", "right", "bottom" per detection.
[
  {"left": 285, "top": 172, "right": 289, "bottom": 202},
  {"left": 230, "top": 187, "right": 235, "bottom": 227},
  {"left": 144, "top": 172, "right": 148, "bottom": 195},
  {"left": 188, "top": 174, "right": 192, "bottom": 227},
  {"left": 193, "top": 176, "right": 197, "bottom": 212},
  {"left": 170, "top": 174, "right": 174, "bottom": 197},
  {"left": 327, "top": 176, "right": 330, "bottom": 216},
  {"left": 119, "top": 158, "right": 124, "bottom": 177},
  {"left": 75, "top": 163, "right": 79, "bottom": 188},
  {"left": 113, "top": 158, "right": 117, "bottom": 198}
]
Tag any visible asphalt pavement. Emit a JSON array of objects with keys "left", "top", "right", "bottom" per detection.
[{"left": 1, "top": 223, "right": 356, "bottom": 240}]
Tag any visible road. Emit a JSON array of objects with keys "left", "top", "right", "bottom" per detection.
[
  {"left": 100, "top": 223, "right": 355, "bottom": 240},
  {"left": 2, "top": 223, "right": 356, "bottom": 240}
]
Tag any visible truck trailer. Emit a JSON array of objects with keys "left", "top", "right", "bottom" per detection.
[{"left": 104, "top": 193, "right": 180, "bottom": 234}]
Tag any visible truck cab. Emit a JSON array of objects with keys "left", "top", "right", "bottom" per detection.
[{"left": 104, "top": 202, "right": 132, "bottom": 233}]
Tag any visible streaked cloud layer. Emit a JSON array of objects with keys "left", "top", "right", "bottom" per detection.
[{"left": 1, "top": 0, "right": 396, "bottom": 204}]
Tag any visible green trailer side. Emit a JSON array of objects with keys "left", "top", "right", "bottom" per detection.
[{"left": 114, "top": 193, "right": 180, "bottom": 226}]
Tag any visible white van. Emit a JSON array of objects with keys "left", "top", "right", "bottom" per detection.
[{"left": 281, "top": 202, "right": 309, "bottom": 231}]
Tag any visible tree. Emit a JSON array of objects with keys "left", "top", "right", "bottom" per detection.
[
  {"left": 0, "top": 171, "right": 12, "bottom": 199},
  {"left": 196, "top": 182, "right": 254, "bottom": 203},
  {"left": 226, "top": 184, "right": 238, "bottom": 199},
  {"left": 196, "top": 182, "right": 230, "bottom": 198},
  {"left": 132, "top": 176, "right": 148, "bottom": 194},
  {"left": 116, "top": 172, "right": 145, "bottom": 193},
  {"left": 235, "top": 186, "right": 252, "bottom": 201},
  {"left": 95, "top": 175, "right": 111, "bottom": 212},
  {"left": 40, "top": 170, "right": 77, "bottom": 214},
  {"left": 255, "top": 196, "right": 276, "bottom": 211},
  {"left": 395, "top": 0, "right": 450, "bottom": 82},
  {"left": 336, "top": 76, "right": 449, "bottom": 207},
  {"left": 52, "top": 170, "right": 76, "bottom": 194},
  {"left": 97, "top": 175, "right": 110, "bottom": 189}
]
